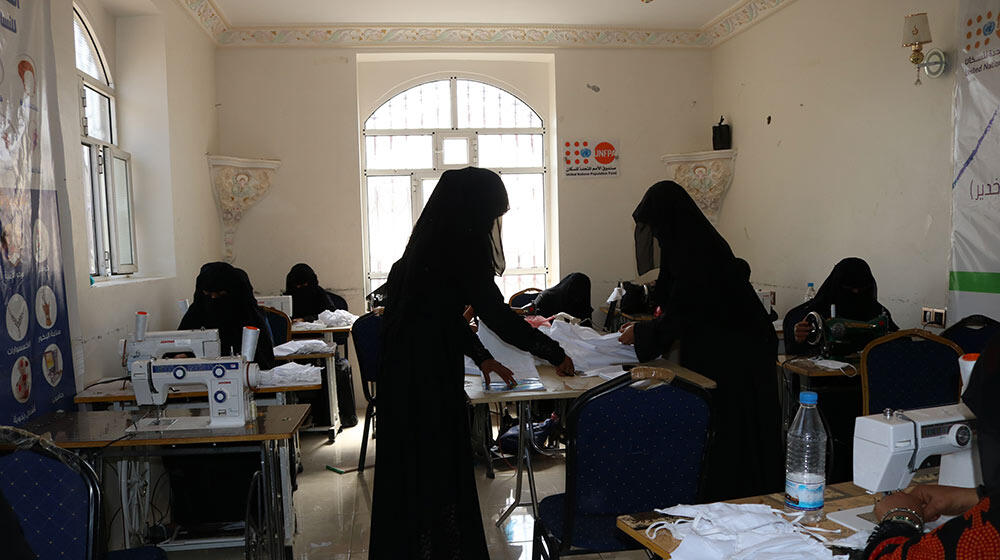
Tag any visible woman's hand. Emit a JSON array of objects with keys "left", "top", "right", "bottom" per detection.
[
  {"left": 479, "top": 359, "right": 517, "bottom": 388},
  {"left": 555, "top": 355, "right": 576, "bottom": 376},
  {"left": 909, "top": 485, "right": 981, "bottom": 521},
  {"left": 793, "top": 320, "right": 812, "bottom": 343},
  {"left": 618, "top": 323, "right": 636, "bottom": 346},
  {"left": 874, "top": 491, "right": 927, "bottom": 521}
]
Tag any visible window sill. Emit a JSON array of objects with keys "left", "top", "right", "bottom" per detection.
[{"left": 89, "top": 275, "right": 170, "bottom": 288}]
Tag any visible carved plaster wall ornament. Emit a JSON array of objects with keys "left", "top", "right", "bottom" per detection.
[
  {"left": 206, "top": 155, "right": 281, "bottom": 262},
  {"left": 659, "top": 149, "right": 737, "bottom": 224}
]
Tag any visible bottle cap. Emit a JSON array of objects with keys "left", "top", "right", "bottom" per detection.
[
  {"left": 807, "top": 282, "right": 814, "bottom": 287},
  {"left": 799, "top": 391, "right": 818, "bottom": 405}
]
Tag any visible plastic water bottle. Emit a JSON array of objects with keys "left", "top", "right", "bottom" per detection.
[
  {"left": 803, "top": 282, "right": 816, "bottom": 302},
  {"left": 785, "top": 391, "right": 827, "bottom": 523}
]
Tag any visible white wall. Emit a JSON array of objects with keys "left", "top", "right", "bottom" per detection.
[
  {"left": 711, "top": 0, "right": 958, "bottom": 326},
  {"left": 53, "top": 0, "right": 220, "bottom": 387}
]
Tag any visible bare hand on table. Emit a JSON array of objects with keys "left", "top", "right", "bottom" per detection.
[
  {"left": 908, "top": 485, "right": 981, "bottom": 521},
  {"left": 793, "top": 320, "right": 812, "bottom": 343},
  {"left": 555, "top": 355, "right": 576, "bottom": 377},
  {"left": 618, "top": 322, "right": 636, "bottom": 346},
  {"left": 873, "top": 490, "right": 927, "bottom": 521},
  {"left": 479, "top": 359, "right": 517, "bottom": 388}
]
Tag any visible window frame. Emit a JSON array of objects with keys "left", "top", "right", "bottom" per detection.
[
  {"left": 360, "top": 76, "right": 549, "bottom": 298},
  {"left": 73, "top": 5, "right": 138, "bottom": 277}
]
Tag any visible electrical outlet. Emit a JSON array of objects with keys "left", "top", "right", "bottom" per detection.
[{"left": 921, "top": 307, "right": 947, "bottom": 328}]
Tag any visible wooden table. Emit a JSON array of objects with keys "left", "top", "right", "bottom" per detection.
[
  {"left": 468, "top": 361, "right": 715, "bottom": 527},
  {"left": 24, "top": 405, "right": 310, "bottom": 559},
  {"left": 617, "top": 469, "right": 939, "bottom": 558}
]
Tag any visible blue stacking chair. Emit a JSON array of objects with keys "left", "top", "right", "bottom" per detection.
[
  {"left": 509, "top": 287, "right": 542, "bottom": 309},
  {"left": 261, "top": 306, "right": 292, "bottom": 346},
  {"left": 942, "top": 314, "right": 1000, "bottom": 355},
  {"left": 0, "top": 426, "right": 165, "bottom": 560},
  {"left": 532, "top": 368, "right": 712, "bottom": 559},
  {"left": 861, "top": 329, "right": 964, "bottom": 415},
  {"left": 352, "top": 312, "right": 382, "bottom": 472}
]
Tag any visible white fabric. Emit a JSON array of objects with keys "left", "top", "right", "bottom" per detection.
[
  {"left": 259, "top": 362, "right": 322, "bottom": 387},
  {"left": 273, "top": 339, "right": 336, "bottom": 357},
  {"left": 644, "top": 503, "right": 846, "bottom": 560},
  {"left": 578, "top": 365, "right": 628, "bottom": 380},
  {"left": 537, "top": 321, "right": 638, "bottom": 371},
  {"left": 606, "top": 285, "right": 626, "bottom": 304},
  {"left": 474, "top": 323, "right": 539, "bottom": 380},
  {"left": 291, "top": 321, "right": 327, "bottom": 331},
  {"left": 317, "top": 309, "right": 359, "bottom": 327}
]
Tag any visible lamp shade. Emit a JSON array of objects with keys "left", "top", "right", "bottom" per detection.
[{"left": 903, "top": 13, "right": 932, "bottom": 46}]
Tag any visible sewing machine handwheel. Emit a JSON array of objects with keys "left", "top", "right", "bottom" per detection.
[{"left": 804, "top": 311, "right": 824, "bottom": 346}]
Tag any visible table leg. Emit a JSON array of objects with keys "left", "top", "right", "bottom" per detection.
[
  {"left": 496, "top": 401, "right": 540, "bottom": 526},
  {"left": 324, "top": 334, "right": 341, "bottom": 441}
]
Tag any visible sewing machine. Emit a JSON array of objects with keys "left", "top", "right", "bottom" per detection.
[
  {"left": 120, "top": 329, "right": 222, "bottom": 371},
  {"left": 804, "top": 311, "right": 891, "bottom": 358},
  {"left": 128, "top": 355, "right": 260, "bottom": 430},
  {"left": 828, "top": 403, "right": 982, "bottom": 531}
]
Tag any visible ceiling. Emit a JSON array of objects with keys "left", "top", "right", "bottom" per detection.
[{"left": 210, "top": 0, "right": 741, "bottom": 29}]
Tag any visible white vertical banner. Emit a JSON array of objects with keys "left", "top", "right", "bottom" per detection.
[
  {"left": 0, "top": 0, "right": 75, "bottom": 425},
  {"left": 950, "top": 1, "right": 1000, "bottom": 322}
]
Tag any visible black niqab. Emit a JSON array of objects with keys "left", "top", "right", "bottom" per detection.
[
  {"left": 532, "top": 272, "right": 593, "bottom": 321},
  {"left": 284, "top": 263, "right": 348, "bottom": 320},
  {"left": 964, "top": 332, "right": 1000, "bottom": 493}
]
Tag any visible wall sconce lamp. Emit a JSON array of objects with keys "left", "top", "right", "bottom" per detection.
[{"left": 903, "top": 12, "right": 947, "bottom": 85}]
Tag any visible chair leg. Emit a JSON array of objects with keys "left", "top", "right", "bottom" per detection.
[{"left": 358, "top": 403, "right": 375, "bottom": 472}]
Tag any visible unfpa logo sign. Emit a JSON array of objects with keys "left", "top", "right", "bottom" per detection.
[
  {"left": 594, "top": 142, "right": 617, "bottom": 165},
  {"left": 561, "top": 138, "right": 619, "bottom": 178}
]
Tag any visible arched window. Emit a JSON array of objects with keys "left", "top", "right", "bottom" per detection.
[
  {"left": 74, "top": 6, "right": 136, "bottom": 276},
  {"left": 362, "top": 78, "right": 548, "bottom": 299}
]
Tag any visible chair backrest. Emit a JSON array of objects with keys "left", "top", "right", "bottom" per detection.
[
  {"left": 942, "top": 314, "right": 1000, "bottom": 355},
  {"left": 352, "top": 312, "right": 382, "bottom": 388},
  {"left": 0, "top": 427, "right": 101, "bottom": 560},
  {"left": 562, "top": 373, "right": 711, "bottom": 528},
  {"left": 508, "top": 287, "right": 542, "bottom": 309},
  {"left": 261, "top": 306, "right": 291, "bottom": 346},
  {"left": 861, "top": 329, "right": 964, "bottom": 415}
]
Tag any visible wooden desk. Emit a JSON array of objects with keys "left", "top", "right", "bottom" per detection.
[
  {"left": 24, "top": 405, "right": 308, "bottom": 559},
  {"left": 74, "top": 379, "right": 322, "bottom": 408}
]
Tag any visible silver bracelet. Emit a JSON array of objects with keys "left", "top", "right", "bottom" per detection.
[{"left": 881, "top": 507, "right": 925, "bottom": 532}]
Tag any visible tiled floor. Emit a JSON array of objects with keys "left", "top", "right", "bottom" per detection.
[{"left": 166, "top": 414, "right": 649, "bottom": 560}]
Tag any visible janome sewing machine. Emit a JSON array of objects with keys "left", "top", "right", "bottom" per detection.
[
  {"left": 828, "top": 403, "right": 982, "bottom": 531},
  {"left": 120, "top": 311, "right": 221, "bottom": 371},
  {"left": 804, "top": 311, "right": 891, "bottom": 358}
]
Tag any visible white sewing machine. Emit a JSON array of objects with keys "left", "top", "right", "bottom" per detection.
[
  {"left": 828, "top": 403, "right": 983, "bottom": 531},
  {"left": 128, "top": 355, "right": 260, "bottom": 431},
  {"left": 120, "top": 329, "right": 222, "bottom": 370}
]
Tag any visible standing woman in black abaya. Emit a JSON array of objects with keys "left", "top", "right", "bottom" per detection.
[
  {"left": 369, "top": 167, "right": 575, "bottom": 559},
  {"left": 618, "top": 181, "right": 783, "bottom": 501}
]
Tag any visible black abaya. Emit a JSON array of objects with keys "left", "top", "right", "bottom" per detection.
[
  {"left": 370, "top": 167, "right": 566, "bottom": 559},
  {"left": 782, "top": 257, "right": 898, "bottom": 356},
  {"left": 629, "top": 181, "right": 783, "bottom": 501},
  {"left": 284, "top": 263, "right": 349, "bottom": 321}
]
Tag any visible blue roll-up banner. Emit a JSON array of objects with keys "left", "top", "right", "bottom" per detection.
[{"left": 1, "top": 0, "right": 75, "bottom": 425}]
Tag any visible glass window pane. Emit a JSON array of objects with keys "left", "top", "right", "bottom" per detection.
[
  {"left": 367, "top": 176, "right": 412, "bottom": 275},
  {"left": 495, "top": 273, "right": 547, "bottom": 303},
  {"left": 421, "top": 178, "right": 439, "bottom": 207},
  {"left": 365, "top": 135, "right": 432, "bottom": 170},
  {"left": 457, "top": 80, "right": 542, "bottom": 129},
  {"left": 499, "top": 174, "right": 545, "bottom": 271},
  {"left": 112, "top": 156, "right": 134, "bottom": 266},
  {"left": 83, "top": 85, "right": 112, "bottom": 143},
  {"left": 365, "top": 80, "right": 450, "bottom": 130},
  {"left": 442, "top": 137, "right": 469, "bottom": 165},
  {"left": 81, "top": 144, "right": 97, "bottom": 275},
  {"left": 478, "top": 135, "right": 543, "bottom": 168},
  {"left": 73, "top": 12, "right": 108, "bottom": 85}
]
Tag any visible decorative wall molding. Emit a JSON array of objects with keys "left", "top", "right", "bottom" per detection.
[
  {"left": 660, "top": 150, "right": 737, "bottom": 224},
  {"left": 207, "top": 155, "right": 281, "bottom": 262},
  {"left": 176, "top": 0, "right": 795, "bottom": 49}
]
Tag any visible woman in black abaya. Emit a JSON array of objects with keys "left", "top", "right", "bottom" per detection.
[
  {"left": 618, "top": 181, "right": 783, "bottom": 501},
  {"left": 284, "top": 263, "right": 349, "bottom": 321},
  {"left": 782, "top": 257, "right": 898, "bottom": 356},
  {"left": 370, "top": 167, "right": 574, "bottom": 559}
]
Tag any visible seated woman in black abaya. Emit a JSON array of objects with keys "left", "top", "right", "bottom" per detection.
[
  {"left": 617, "top": 181, "right": 783, "bottom": 501},
  {"left": 782, "top": 257, "right": 898, "bottom": 356},
  {"left": 284, "top": 263, "right": 349, "bottom": 321},
  {"left": 369, "top": 167, "right": 574, "bottom": 559}
]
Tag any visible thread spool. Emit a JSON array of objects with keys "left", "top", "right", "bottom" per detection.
[
  {"left": 135, "top": 311, "right": 149, "bottom": 342},
  {"left": 242, "top": 326, "right": 259, "bottom": 362},
  {"left": 959, "top": 353, "right": 979, "bottom": 395}
]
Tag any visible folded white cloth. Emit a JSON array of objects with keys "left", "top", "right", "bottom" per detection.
[
  {"left": 318, "top": 309, "right": 359, "bottom": 327},
  {"left": 259, "top": 362, "right": 322, "bottom": 387},
  {"left": 291, "top": 321, "right": 327, "bottom": 331},
  {"left": 273, "top": 339, "right": 336, "bottom": 357},
  {"left": 646, "top": 503, "right": 846, "bottom": 560}
]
